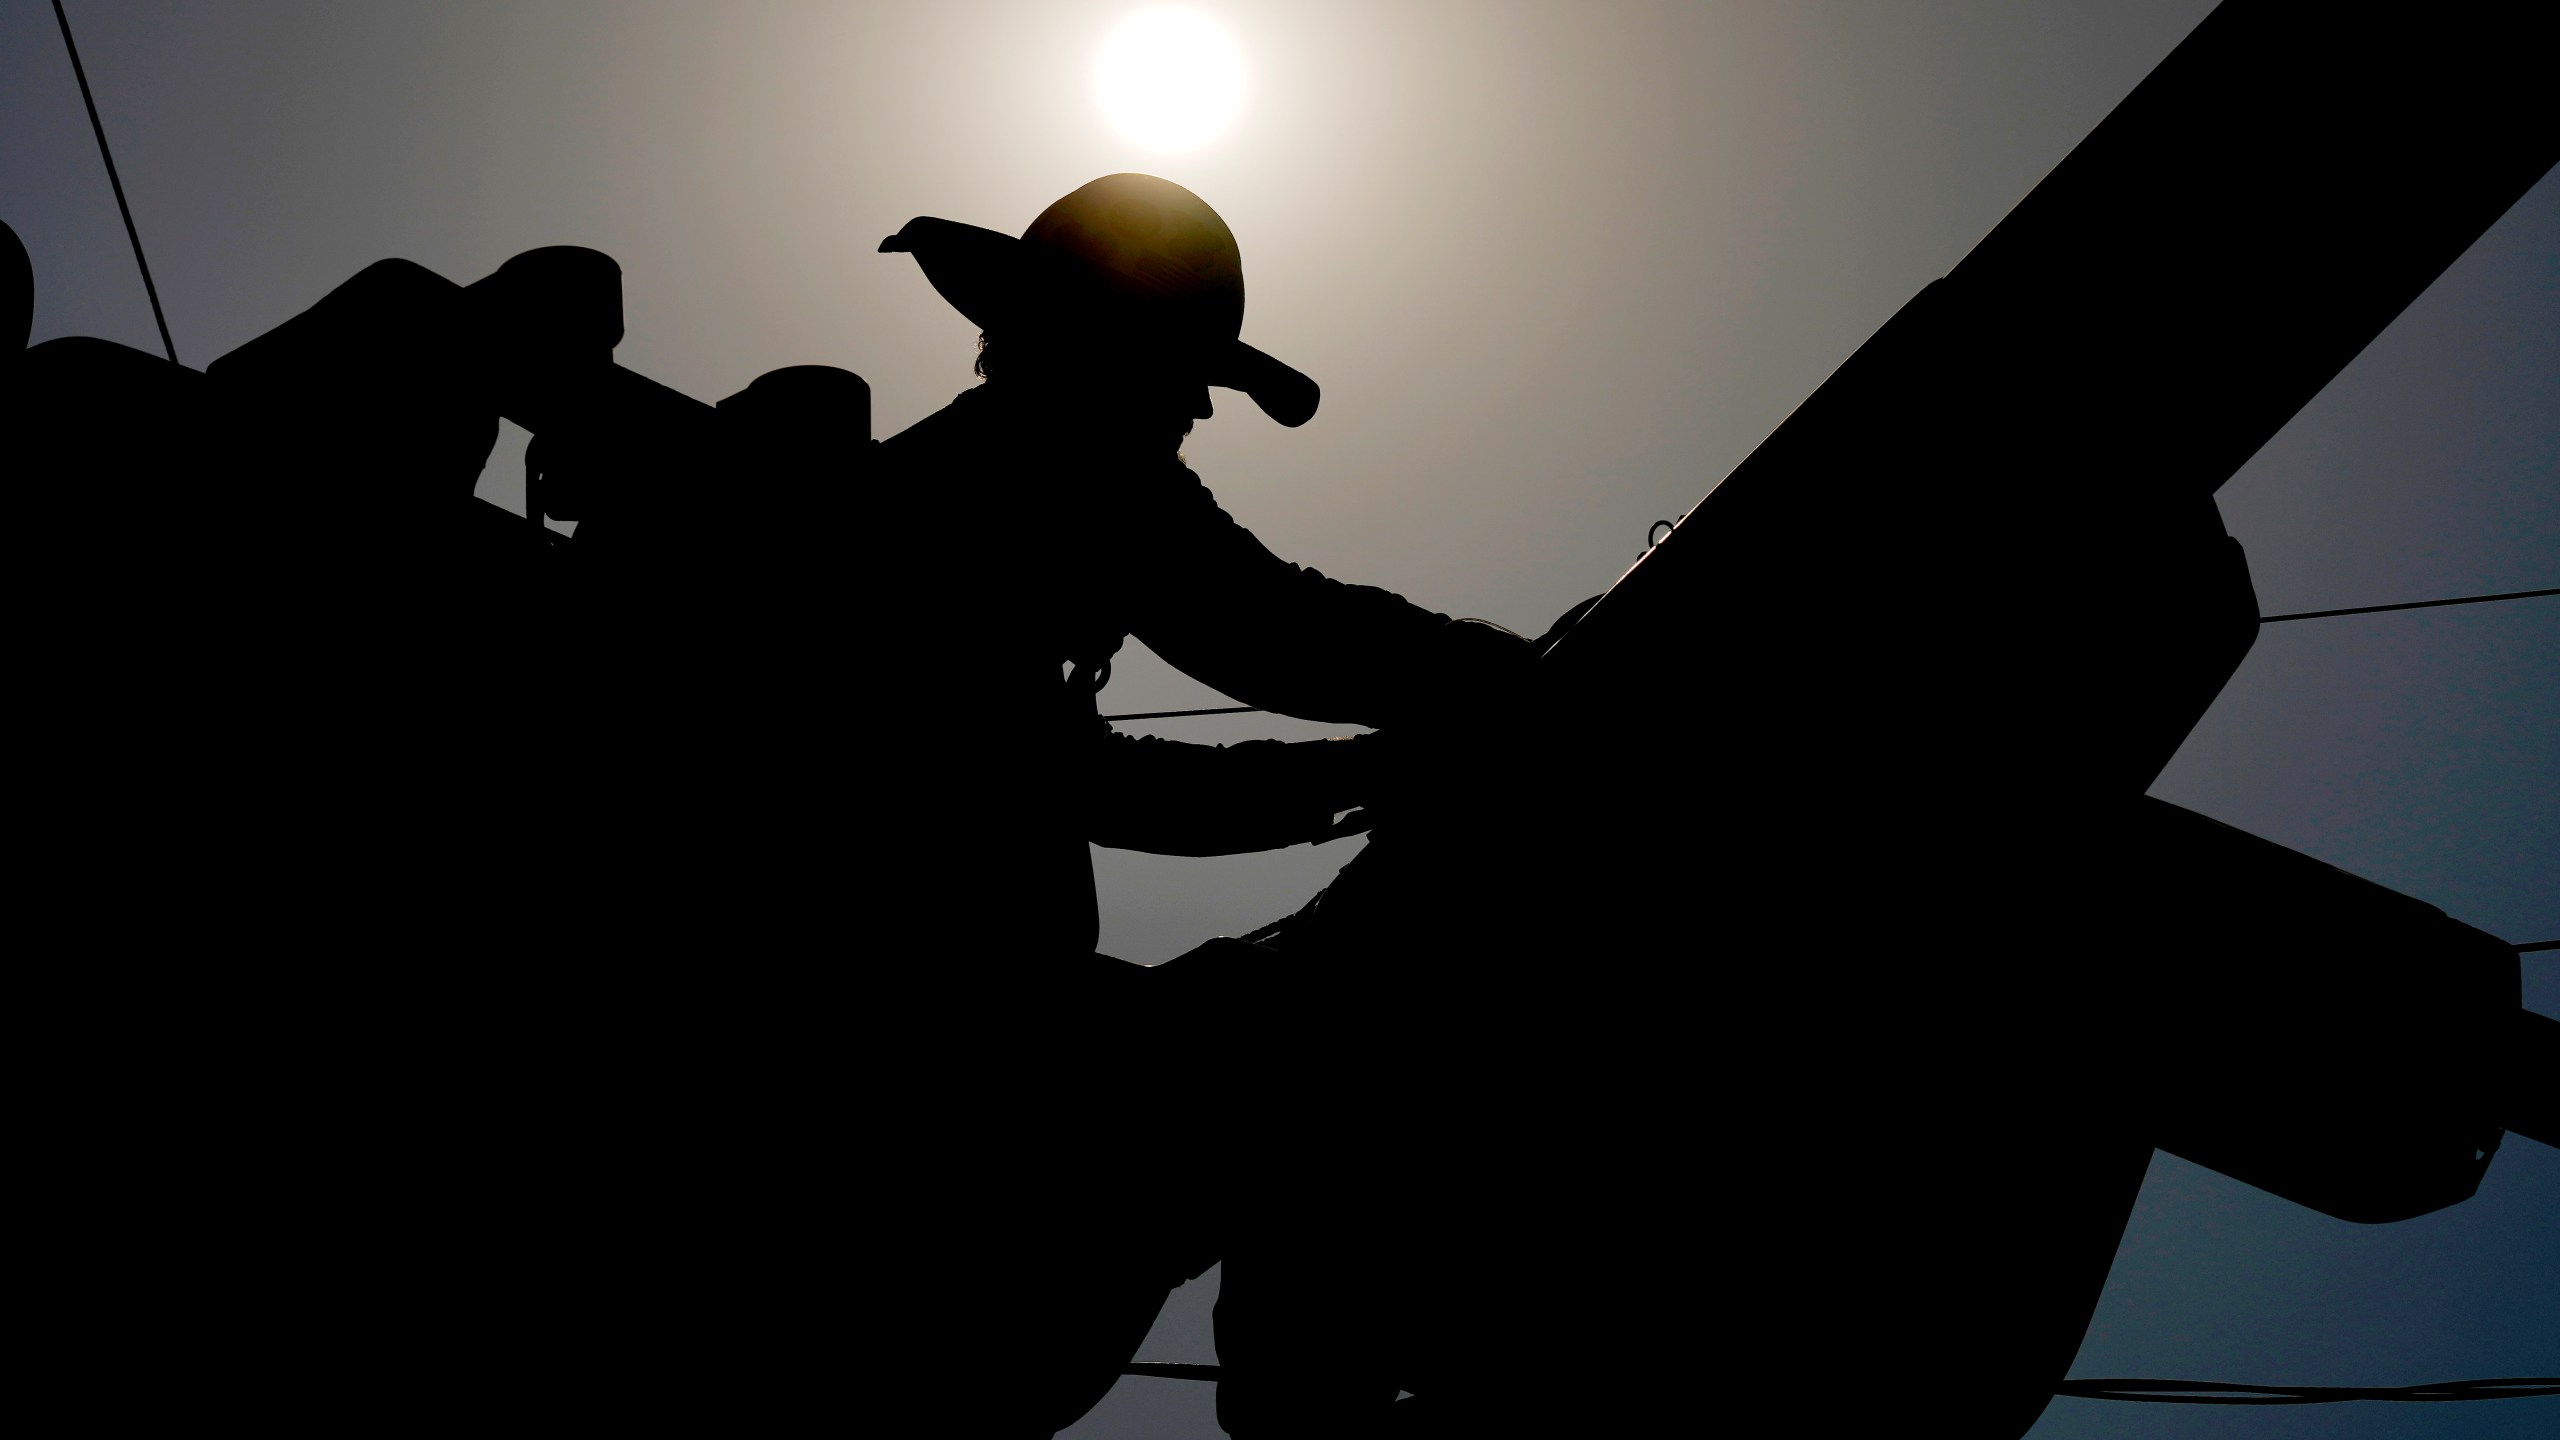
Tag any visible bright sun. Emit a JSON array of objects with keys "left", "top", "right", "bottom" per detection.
[{"left": 1096, "top": 8, "right": 1244, "bottom": 151}]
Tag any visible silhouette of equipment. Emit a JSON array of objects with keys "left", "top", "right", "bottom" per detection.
[
  {"left": 1195, "top": 4, "right": 2555, "bottom": 1437},
  {"left": 9, "top": 229, "right": 873, "bottom": 1424}
]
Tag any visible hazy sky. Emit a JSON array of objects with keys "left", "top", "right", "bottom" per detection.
[{"left": 7, "top": 3, "right": 2550, "bottom": 1436}]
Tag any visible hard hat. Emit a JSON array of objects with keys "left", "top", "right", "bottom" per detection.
[{"left": 880, "top": 174, "right": 1319, "bottom": 427}]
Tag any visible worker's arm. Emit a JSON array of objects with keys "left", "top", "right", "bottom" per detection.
[{"left": 1115, "top": 462, "right": 1534, "bottom": 730}]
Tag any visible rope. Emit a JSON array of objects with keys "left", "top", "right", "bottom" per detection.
[
  {"left": 1119, "top": 1365, "right": 2557, "bottom": 1404},
  {"left": 52, "top": 0, "right": 177, "bottom": 365}
]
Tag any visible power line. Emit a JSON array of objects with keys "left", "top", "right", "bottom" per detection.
[
  {"left": 2517, "top": 940, "right": 2558, "bottom": 954},
  {"left": 52, "top": 0, "right": 177, "bottom": 366},
  {"left": 1100, "top": 587, "right": 2556, "bottom": 724},
  {"left": 2054, "top": 1376, "right": 2557, "bottom": 1405},
  {"left": 2258, "top": 586, "right": 2556, "bottom": 624},
  {"left": 1119, "top": 1364, "right": 2558, "bottom": 1405}
]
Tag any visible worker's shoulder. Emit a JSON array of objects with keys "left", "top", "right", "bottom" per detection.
[
  {"left": 1121, "top": 456, "right": 1233, "bottom": 525},
  {"left": 874, "top": 388, "right": 988, "bottom": 462}
]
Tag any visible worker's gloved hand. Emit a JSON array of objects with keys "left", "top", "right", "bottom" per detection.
[
  {"left": 1352, "top": 617, "right": 1546, "bottom": 829},
  {"left": 1347, "top": 725, "right": 1493, "bottom": 837},
  {"left": 1531, "top": 594, "right": 1605, "bottom": 654},
  {"left": 1403, "top": 616, "right": 1538, "bottom": 731}
]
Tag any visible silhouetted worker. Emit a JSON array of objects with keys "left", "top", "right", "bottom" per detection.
[{"left": 864, "top": 174, "right": 1529, "bottom": 1437}]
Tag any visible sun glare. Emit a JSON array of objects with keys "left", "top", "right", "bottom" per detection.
[{"left": 1097, "top": 8, "right": 1244, "bottom": 151}]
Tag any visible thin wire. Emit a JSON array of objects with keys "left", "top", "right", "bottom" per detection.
[
  {"left": 1119, "top": 1365, "right": 2557, "bottom": 1404},
  {"left": 1097, "top": 588, "right": 2555, "bottom": 724},
  {"left": 2054, "top": 1377, "right": 2558, "bottom": 1405},
  {"left": 52, "top": 0, "right": 177, "bottom": 366},
  {"left": 2517, "top": 940, "right": 2558, "bottom": 954},
  {"left": 1100, "top": 705, "right": 1264, "bottom": 722},
  {"left": 2259, "top": 586, "right": 2555, "bottom": 623},
  {"left": 1121, "top": 1362, "right": 1220, "bottom": 1382}
]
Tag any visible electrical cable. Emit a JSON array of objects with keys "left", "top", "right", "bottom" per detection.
[
  {"left": 2053, "top": 1376, "right": 2558, "bottom": 1405},
  {"left": 52, "top": 0, "right": 177, "bottom": 366},
  {"left": 2258, "top": 586, "right": 2556, "bottom": 624},
  {"left": 1118, "top": 1364, "right": 2558, "bottom": 1404},
  {"left": 1100, "top": 587, "right": 2556, "bottom": 723}
]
